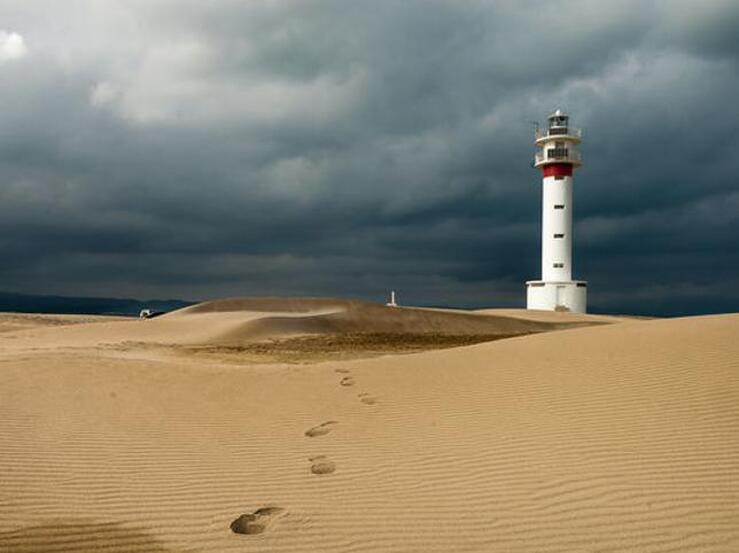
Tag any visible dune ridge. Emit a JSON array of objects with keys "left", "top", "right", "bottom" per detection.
[
  {"left": 174, "top": 297, "right": 604, "bottom": 342},
  {"left": 0, "top": 308, "right": 737, "bottom": 552},
  {"left": 0, "top": 298, "right": 606, "bottom": 362}
]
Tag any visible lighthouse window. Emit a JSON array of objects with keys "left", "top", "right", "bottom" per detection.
[
  {"left": 554, "top": 233, "right": 565, "bottom": 238},
  {"left": 554, "top": 175, "right": 564, "bottom": 180},
  {"left": 554, "top": 204, "right": 565, "bottom": 209},
  {"left": 553, "top": 263, "right": 565, "bottom": 268},
  {"left": 548, "top": 148, "right": 569, "bottom": 159}
]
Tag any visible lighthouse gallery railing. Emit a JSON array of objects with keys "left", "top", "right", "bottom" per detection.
[
  {"left": 534, "top": 149, "right": 582, "bottom": 165},
  {"left": 535, "top": 127, "right": 583, "bottom": 140}
]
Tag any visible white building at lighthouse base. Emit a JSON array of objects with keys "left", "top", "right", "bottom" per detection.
[{"left": 526, "top": 280, "right": 587, "bottom": 313}]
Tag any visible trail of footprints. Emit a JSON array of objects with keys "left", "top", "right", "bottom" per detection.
[
  {"left": 231, "top": 367, "right": 380, "bottom": 536},
  {"left": 304, "top": 368, "right": 380, "bottom": 477},
  {"left": 334, "top": 367, "right": 380, "bottom": 407}
]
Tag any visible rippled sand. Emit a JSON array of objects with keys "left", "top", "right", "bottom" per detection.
[{"left": 0, "top": 302, "right": 737, "bottom": 552}]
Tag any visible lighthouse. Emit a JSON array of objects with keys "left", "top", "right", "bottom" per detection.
[{"left": 526, "top": 109, "right": 587, "bottom": 313}]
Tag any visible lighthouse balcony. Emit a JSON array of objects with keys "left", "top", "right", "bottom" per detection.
[
  {"left": 535, "top": 127, "right": 582, "bottom": 145},
  {"left": 534, "top": 149, "right": 582, "bottom": 167}
]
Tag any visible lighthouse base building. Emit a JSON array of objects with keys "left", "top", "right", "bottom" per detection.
[
  {"left": 526, "top": 110, "right": 587, "bottom": 313},
  {"left": 526, "top": 281, "right": 587, "bottom": 313}
]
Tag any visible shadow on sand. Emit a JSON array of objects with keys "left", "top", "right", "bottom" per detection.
[{"left": 0, "top": 519, "right": 185, "bottom": 552}]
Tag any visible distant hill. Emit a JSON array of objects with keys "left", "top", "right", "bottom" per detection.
[{"left": 0, "top": 291, "right": 194, "bottom": 317}]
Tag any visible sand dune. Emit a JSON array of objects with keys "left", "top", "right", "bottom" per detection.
[
  {"left": 171, "top": 296, "right": 355, "bottom": 315},
  {"left": 206, "top": 299, "right": 593, "bottom": 346},
  {"left": 0, "top": 312, "right": 124, "bottom": 334},
  {"left": 474, "top": 307, "right": 644, "bottom": 323},
  {"left": 0, "top": 298, "right": 603, "bottom": 362},
  {"left": 0, "top": 305, "right": 737, "bottom": 552},
  {"left": 175, "top": 297, "right": 601, "bottom": 341}
]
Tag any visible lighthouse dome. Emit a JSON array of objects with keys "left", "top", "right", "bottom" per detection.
[{"left": 548, "top": 109, "right": 569, "bottom": 128}]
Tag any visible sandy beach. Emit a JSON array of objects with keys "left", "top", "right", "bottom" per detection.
[{"left": 1, "top": 300, "right": 737, "bottom": 552}]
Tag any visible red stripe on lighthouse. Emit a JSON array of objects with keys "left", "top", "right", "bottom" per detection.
[{"left": 542, "top": 164, "right": 573, "bottom": 178}]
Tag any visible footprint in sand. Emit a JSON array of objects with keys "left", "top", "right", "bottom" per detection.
[
  {"left": 335, "top": 368, "right": 351, "bottom": 374},
  {"left": 358, "top": 393, "right": 379, "bottom": 405},
  {"left": 230, "top": 506, "right": 286, "bottom": 535},
  {"left": 304, "top": 421, "right": 338, "bottom": 438},
  {"left": 309, "top": 455, "right": 336, "bottom": 475},
  {"left": 340, "top": 376, "right": 355, "bottom": 387}
]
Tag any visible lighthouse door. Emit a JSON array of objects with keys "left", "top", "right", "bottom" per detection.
[{"left": 556, "top": 285, "right": 566, "bottom": 309}]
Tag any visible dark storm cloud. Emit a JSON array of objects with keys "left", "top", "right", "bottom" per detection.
[{"left": 0, "top": 0, "right": 737, "bottom": 314}]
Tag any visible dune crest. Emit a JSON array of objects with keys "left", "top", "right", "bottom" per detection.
[{"left": 0, "top": 298, "right": 609, "bottom": 362}]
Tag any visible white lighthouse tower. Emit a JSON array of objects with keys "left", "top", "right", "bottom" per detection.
[{"left": 526, "top": 109, "right": 587, "bottom": 313}]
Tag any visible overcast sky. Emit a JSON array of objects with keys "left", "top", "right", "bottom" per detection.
[{"left": 0, "top": 1, "right": 737, "bottom": 315}]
